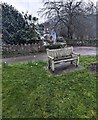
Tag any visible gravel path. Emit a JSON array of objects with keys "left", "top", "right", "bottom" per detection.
[{"left": 2, "top": 47, "right": 96, "bottom": 64}]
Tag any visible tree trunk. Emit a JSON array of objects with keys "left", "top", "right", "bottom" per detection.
[{"left": 67, "top": 25, "right": 73, "bottom": 40}]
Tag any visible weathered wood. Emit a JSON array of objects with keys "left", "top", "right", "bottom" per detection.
[{"left": 46, "top": 47, "right": 80, "bottom": 71}]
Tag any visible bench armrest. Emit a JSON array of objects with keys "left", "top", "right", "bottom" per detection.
[
  {"left": 72, "top": 52, "right": 80, "bottom": 56},
  {"left": 48, "top": 55, "right": 54, "bottom": 60}
]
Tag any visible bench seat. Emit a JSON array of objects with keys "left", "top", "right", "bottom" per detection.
[{"left": 54, "top": 57, "right": 78, "bottom": 64}]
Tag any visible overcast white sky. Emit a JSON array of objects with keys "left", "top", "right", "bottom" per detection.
[{"left": 1, "top": 0, "right": 98, "bottom": 23}]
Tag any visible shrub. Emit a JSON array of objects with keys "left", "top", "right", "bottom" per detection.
[
  {"left": 45, "top": 44, "right": 64, "bottom": 49},
  {"left": 57, "top": 36, "right": 66, "bottom": 43}
]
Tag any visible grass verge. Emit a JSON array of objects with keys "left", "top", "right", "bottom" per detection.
[{"left": 2, "top": 56, "right": 97, "bottom": 118}]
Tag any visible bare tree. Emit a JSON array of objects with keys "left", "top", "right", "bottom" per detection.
[{"left": 39, "top": 0, "right": 96, "bottom": 39}]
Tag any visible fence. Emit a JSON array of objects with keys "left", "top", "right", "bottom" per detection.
[
  {"left": 66, "top": 39, "right": 96, "bottom": 46},
  {"left": 2, "top": 39, "right": 96, "bottom": 55},
  {"left": 2, "top": 43, "right": 45, "bottom": 54}
]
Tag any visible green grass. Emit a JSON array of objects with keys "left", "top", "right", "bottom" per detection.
[{"left": 2, "top": 56, "right": 97, "bottom": 118}]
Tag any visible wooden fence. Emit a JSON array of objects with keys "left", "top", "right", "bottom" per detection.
[{"left": 2, "top": 43, "right": 45, "bottom": 54}]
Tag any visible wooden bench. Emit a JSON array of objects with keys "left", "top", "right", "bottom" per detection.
[{"left": 46, "top": 47, "right": 80, "bottom": 71}]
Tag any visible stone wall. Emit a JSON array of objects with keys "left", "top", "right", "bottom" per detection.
[{"left": 2, "top": 43, "right": 45, "bottom": 54}]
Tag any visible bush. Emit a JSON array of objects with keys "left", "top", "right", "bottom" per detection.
[
  {"left": 47, "top": 40, "right": 54, "bottom": 45},
  {"left": 57, "top": 36, "right": 66, "bottom": 43},
  {"left": 45, "top": 44, "right": 64, "bottom": 49}
]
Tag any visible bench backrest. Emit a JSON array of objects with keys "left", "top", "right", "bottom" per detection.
[{"left": 47, "top": 47, "right": 73, "bottom": 58}]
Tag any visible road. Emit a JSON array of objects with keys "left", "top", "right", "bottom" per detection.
[{"left": 2, "top": 47, "right": 96, "bottom": 64}]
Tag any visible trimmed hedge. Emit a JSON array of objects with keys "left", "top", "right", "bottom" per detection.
[{"left": 66, "top": 39, "right": 96, "bottom": 46}]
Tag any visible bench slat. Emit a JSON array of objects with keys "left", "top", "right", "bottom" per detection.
[{"left": 54, "top": 57, "right": 78, "bottom": 64}]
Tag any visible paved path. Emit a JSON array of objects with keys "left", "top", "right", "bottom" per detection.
[{"left": 2, "top": 47, "right": 96, "bottom": 64}]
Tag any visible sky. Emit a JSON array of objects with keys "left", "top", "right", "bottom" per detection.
[{"left": 1, "top": 0, "right": 98, "bottom": 23}]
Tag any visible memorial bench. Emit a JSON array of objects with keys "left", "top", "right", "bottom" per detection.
[{"left": 46, "top": 47, "right": 80, "bottom": 71}]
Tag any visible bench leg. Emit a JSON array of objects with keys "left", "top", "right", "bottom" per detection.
[
  {"left": 76, "top": 57, "right": 79, "bottom": 67},
  {"left": 48, "top": 59, "right": 51, "bottom": 69},
  {"left": 71, "top": 61, "right": 73, "bottom": 64},
  {"left": 51, "top": 61, "right": 54, "bottom": 71}
]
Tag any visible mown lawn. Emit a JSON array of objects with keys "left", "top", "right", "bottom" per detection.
[{"left": 2, "top": 56, "right": 97, "bottom": 118}]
